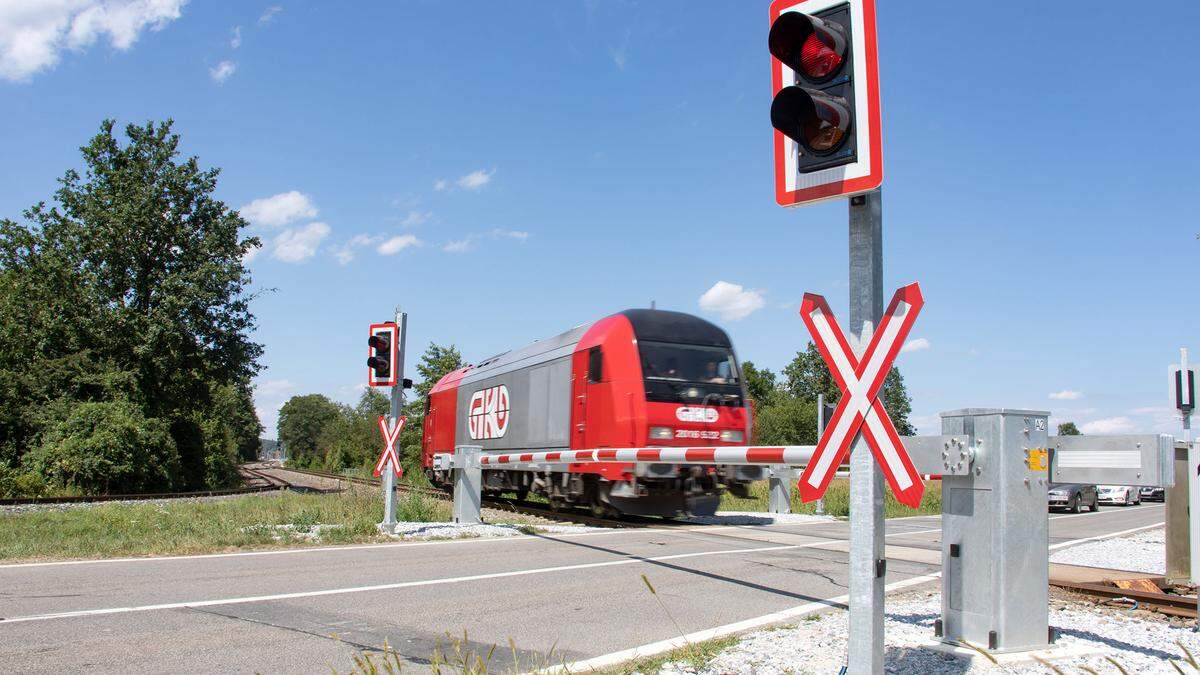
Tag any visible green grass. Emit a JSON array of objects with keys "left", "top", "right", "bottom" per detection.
[
  {"left": 0, "top": 486, "right": 530, "bottom": 563},
  {"left": 719, "top": 477, "right": 942, "bottom": 518}
]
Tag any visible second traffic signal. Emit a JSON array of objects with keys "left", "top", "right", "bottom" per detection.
[{"left": 368, "top": 322, "right": 399, "bottom": 387}]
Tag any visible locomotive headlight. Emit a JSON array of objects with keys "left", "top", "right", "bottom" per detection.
[
  {"left": 720, "top": 430, "right": 744, "bottom": 443},
  {"left": 649, "top": 426, "right": 673, "bottom": 440}
]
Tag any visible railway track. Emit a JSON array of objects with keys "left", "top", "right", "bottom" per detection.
[
  {"left": 267, "top": 465, "right": 681, "bottom": 529},
  {"left": 0, "top": 475, "right": 284, "bottom": 507},
  {"left": 1051, "top": 579, "right": 1198, "bottom": 618}
]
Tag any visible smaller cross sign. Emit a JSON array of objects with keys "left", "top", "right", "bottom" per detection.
[{"left": 374, "top": 415, "right": 407, "bottom": 478}]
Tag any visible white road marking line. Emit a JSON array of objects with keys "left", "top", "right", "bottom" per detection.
[
  {"left": 547, "top": 516, "right": 1164, "bottom": 673},
  {"left": 0, "top": 537, "right": 875, "bottom": 625},
  {"left": 1048, "top": 522, "right": 1163, "bottom": 550},
  {"left": 541, "top": 572, "right": 943, "bottom": 674},
  {"left": 1, "top": 501, "right": 1161, "bottom": 571},
  {"left": 0, "top": 519, "right": 842, "bottom": 571}
]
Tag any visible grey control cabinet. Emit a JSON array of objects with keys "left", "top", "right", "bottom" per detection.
[{"left": 939, "top": 408, "right": 1051, "bottom": 652}]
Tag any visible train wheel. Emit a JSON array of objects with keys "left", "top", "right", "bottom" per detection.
[{"left": 549, "top": 496, "right": 567, "bottom": 512}]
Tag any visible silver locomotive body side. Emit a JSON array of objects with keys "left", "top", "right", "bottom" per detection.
[{"left": 454, "top": 325, "right": 585, "bottom": 452}]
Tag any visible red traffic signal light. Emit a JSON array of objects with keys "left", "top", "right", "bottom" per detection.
[
  {"left": 367, "top": 322, "right": 399, "bottom": 387},
  {"left": 769, "top": 0, "right": 883, "bottom": 207},
  {"left": 768, "top": 11, "right": 847, "bottom": 82}
]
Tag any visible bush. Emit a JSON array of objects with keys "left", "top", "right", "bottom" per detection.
[
  {"left": 22, "top": 400, "right": 181, "bottom": 494},
  {"left": 0, "top": 462, "right": 49, "bottom": 498}
]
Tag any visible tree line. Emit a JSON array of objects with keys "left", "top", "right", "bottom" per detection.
[{"left": 0, "top": 120, "right": 262, "bottom": 497}]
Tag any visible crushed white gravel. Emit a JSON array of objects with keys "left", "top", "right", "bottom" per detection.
[
  {"left": 682, "top": 511, "right": 837, "bottom": 526},
  {"left": 385, "top": 521, "right": 603, "bottom": 540},
  {"left": 1051, "top": 526, "right": 1165, "bottom": 574},
  {"left": 655, "top": 588, "right": 1200, "bottom": 674}
]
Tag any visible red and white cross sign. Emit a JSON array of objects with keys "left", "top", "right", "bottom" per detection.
[
  {"left": 797, "top": 283, "right": 925, "bottom": 508},
  {"left": 374, "top": 415, "right": 407, "bottom": 478}
]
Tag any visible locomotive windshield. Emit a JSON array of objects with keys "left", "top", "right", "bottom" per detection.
[{"left": 639, "top": 341, "right": 743, "bottom": 406}]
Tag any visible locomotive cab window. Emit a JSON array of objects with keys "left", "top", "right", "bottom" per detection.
[
  {"left": 587, "top": 347, "right": 603, "bottom": 383},
  {"left": 639, "top": 341, "right": 743, "bottom": 406}
]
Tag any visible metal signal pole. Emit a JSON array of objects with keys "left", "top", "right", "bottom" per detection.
[
  {"left": 381, "top": 308, "right": 408, "bottom": 529},
  {"left": 848, "top": 190, "right": 885, "bottom": 673}
]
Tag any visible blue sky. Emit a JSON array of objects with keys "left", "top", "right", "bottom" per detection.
[{"left": 2, "top": 1, "right": 1197, "bottom": 438}]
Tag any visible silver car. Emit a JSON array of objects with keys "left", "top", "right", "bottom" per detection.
[{"left": 1097, "top": 485, "right": 1141, "bottom": 506}]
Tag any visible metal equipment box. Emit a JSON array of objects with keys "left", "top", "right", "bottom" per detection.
[{"left": 939, "top": 408, "right": 1051, "bottom": 653}]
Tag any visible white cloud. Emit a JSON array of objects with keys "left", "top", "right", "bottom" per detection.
[
  {"left": 900, "top": 338, "right": 931, "bottom": 353},
  {"left": 256, "top": 378, "right": 293, "bottom": 397},
  {"left": 332, "top": 234, "right": 378, "bottom": 265},
  {"left": 443, "top": 237, "right": 475, "bottom": 253},
  {"left": 377, "top": 233, "right": 420, "bottom": 255},
  {"left": 1049, "top": 390, "right": 1083, "bottom": 400},
  {"left": 443, "top": 229, "right": 529, "bottom": 253},
  {"left": 239, "top": 190, "right": 317, "bottom": 227},
  {"left": 229, "top": 25, "right": 241, "bottom": 48},
  {"left": 608, "top": 28, "right": 631, "bottom": 71},
  {"left": 272, "top": 222, "right": 329, "bottom": 262},
  {"left": 1079, "top": 417, "right": 1136, "bottom": 434},
  {"left": 698, "top": 281, "right": 765, "bottom": 321},
  {"left": 491, "top": 228, "right": 528, "bottom": 241},
  {"left": 434, "top": 169, "right": 496, "bottom": 192},
  {"left": 458, "top": 169, "right": 494, "bottom": 190},
  {"left": 0, "top": 0, "right": 187, "bottom": 82},
  {"left": 258, "top": 5, "right": 282, "bottom": 25},
  {"left": 401, "top": 210, "right": 430, "bottom": 227},
  {"left": 209, "top": 59, "right": 235, "bottom": 83}
]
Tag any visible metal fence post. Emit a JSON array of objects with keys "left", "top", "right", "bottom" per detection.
[
  {"left": 453, "top": 445, "right": 482, "bottom": 525},
  {"left": 848, "top": 189, "right": 885, "bottom": 674}
]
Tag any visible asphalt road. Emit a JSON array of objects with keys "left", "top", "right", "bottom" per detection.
[{"left": 0, "top": 503, "right": 1165, "bottom": 673}]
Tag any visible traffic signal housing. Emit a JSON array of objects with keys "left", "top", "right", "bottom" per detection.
[
  {"left": 769, "top": 0, "right": 883, "bottom": 207},
  {"left": 367, "top": 322, "right": 399, "bottom": 387}
]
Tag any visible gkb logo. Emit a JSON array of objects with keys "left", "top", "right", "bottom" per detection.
[
  {"left": 468, "top": 384, "right": 510, "bottom": 440},
  {"left": 675, "top": 406, "right": 719, "bottom": 423}
]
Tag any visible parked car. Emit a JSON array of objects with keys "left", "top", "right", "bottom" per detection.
[
  {"left": 1047, "top": 483, "right": 1099, "bottom": 513},
  {"left": 1139, "top": 486, "right": 1166, "bottom": 502},
  {"left": 1097, "top": 485, "right": 1141, "bottom": 506}
]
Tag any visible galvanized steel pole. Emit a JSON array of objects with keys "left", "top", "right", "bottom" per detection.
[
  {"left": 815, "top": 392, "right": 826, "bottom": 517},
  {"left": 848, "top": 190, "right": 885, "bottom": 673},
  {"left": 381, "top": 309, "right": 407, "bottom": 530}
]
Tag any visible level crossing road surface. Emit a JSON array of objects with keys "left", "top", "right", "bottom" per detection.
[{"left": 0, "top": 504, "right": 1165, "bottom": 673}]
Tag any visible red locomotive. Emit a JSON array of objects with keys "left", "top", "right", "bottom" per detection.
[{"left": 421, "top": 309, "right": 763, "bottom": 516}]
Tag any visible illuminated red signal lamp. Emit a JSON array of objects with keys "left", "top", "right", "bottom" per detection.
[{"left": 768, "top": 11, "right": 847, "bottom": 83}]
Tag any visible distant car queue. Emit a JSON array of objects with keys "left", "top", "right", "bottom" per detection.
[{"left": 1048, "top": 482, "right": 1163, "bottom": 512}]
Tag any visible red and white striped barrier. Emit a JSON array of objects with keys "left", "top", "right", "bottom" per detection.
[{"left": 477, "top": 445, "right": 817, "bottom": 467}]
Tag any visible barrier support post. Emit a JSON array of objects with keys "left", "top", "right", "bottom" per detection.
[
  {"left": 453, "top": 445, "right": 482, "bottom": 525},
  {"left": 768, "top": 466, "right": 792, "bottom": 514}
]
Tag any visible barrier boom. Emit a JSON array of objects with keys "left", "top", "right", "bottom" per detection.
[{"left": 478, "top": 446, "right": 817, "bottom": 467}]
